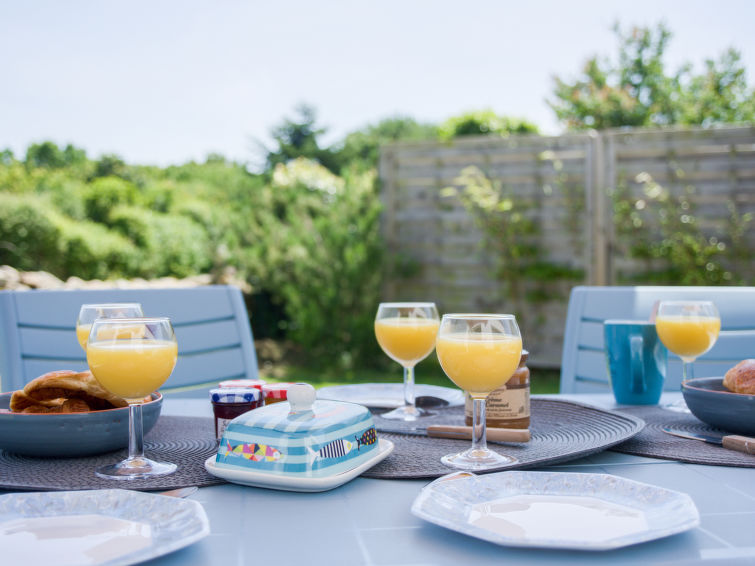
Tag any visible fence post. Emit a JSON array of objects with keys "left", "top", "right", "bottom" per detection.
[
  {"left": 378, "top": 146, "right": 398, "bottom": 300},
  {"left": 588, "top": 131, "right": 609, "bottom": 285}
]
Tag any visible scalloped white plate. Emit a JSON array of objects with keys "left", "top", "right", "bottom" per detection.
[
  {"left": 205, "top": 438, "right": 394, "bottom": 492},
  {"left": 411, "top": 471, "right": 699, "bottom": 551},
  {"left": 0, "top": 489, "right": 209, "bottom": 565},
  {"left": 317, "top": 383, "right": 464, "bottom": 408}
]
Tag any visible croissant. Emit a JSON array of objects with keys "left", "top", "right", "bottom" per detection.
[
  {"left": 10, "top": 391, "right": 92, "bottom": 413},
  {"left": 22, "top": 370, "right": 128, "bottom": 410}
]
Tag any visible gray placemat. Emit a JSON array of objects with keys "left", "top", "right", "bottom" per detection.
[
  {"left": 364, "top": 399, "right": 645, "bottom": 479},
  {"left": 0, "top": 416, "right": 225, "bottom": 491},
  {"left": 611, "top": 405, "right": 755, "bottom": 467}
]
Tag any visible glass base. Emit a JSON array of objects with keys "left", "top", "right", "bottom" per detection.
[
  {"left": 441, "top": 447, "right": 517, "bottom": 471},
  {"left": 661, "top": 399, "right": 691, "bottom": 414},
  {"left": 379, "top": 405, "right": 433, "bottom": 421},
  {"left": 95, "top": 456, "right": 177, "bottom": 480}
]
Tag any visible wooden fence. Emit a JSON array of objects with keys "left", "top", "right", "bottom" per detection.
[{"left": 378, "top": 125, "right": 755, "bottom": 367}]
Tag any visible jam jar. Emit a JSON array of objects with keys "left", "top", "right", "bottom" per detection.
[
  {"left": 219, "top": 379, "right": 266, "bottom": 391},
  {"left": 465, "top": 349, "right": 530, "bottom": 429},
  {"left": 262, "top": 382, "right": 295, "bottom": 404},
  {"left": 210, "top": 387, "right": 262, "bottom": 440}
]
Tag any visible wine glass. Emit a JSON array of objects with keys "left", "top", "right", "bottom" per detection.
[
  {"left": 655, "top": 301, "right": 720, "bottom": 413},
  {"left": 436, "top": 313, "right": 522, "bottom": 470},
  {"left": 76, "top": 303, "right": 144, "bottom": 350},
  {"left": 374, "top": 302, "right": 440, "bottom": 421},
  {"left": 87, "top": 317, "right": 178, "bottom": 479}
]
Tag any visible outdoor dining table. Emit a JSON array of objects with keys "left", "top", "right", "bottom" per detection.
[
  {"left": 1, "top": 391, "right": 752, "bottom": 565},
  {"left": 129, "top": 391, "right": 752, "bottom": 566}
]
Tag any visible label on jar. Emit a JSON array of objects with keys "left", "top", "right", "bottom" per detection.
[
  {"left": 465, "top": 383, "right": 530, "bottom": 420},
  {"left": 216, "top": 417, "right": 233, "bottom": 440}
]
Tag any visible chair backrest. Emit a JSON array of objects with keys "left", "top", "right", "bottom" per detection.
[
  {"left": 0, "top": 285, "right": 259, "bottom": 395},
  {"left": 560, "top": 285, "right": 755, "bottom": 393}
]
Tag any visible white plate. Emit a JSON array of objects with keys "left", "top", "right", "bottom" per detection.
[
  {"left": 411, "top": 471, "right": 700, "bottom": 551},
  {"left": 0, "top": 489, "right": 209, "bottom": 566},
  {"left": 317, "top": 383, "right": 464, "bottom": 408},
  {"left": 205, "top": 438, "right": 394, "bottom": 492}
]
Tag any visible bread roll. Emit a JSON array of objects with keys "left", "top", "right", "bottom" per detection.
[{"left": 723, "top": 359, "right": 755, "bottom": 395}]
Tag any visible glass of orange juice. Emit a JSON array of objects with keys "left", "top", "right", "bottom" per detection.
[
  {"left": 375, "top": 302, "right": 440, "bottom": 421},
  {"left": 436, "top": 314, "right": 522, "bottom": 470},
  {"left": 87, "top": 317, "right": 178, "bottom": 480},
  {"left": 655, "top": 300, "right": 720, "bottom": 412},
  {"left": 76, "top": 303, "right": 143, "bottom": 350}
]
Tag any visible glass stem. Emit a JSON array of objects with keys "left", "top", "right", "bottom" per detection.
[
  {"left": 128, "top": 403, "right": 145, "bottom": 462},
  {"left": 403, "top": 365, "right": 416, "bottom": 410},
  {"left": 471, "top": 397, "right": 487, "bottom": 454}
]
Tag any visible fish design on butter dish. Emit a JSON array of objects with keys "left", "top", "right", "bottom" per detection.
[
  {"left": 222, "top": 440, "right": 284, "bottom": 462},
  {"left": 307, "top": 439, "right": 354, "bottom": 463},
  {"left": 355, "top": 427, "right": 377, "bottom": 450}
]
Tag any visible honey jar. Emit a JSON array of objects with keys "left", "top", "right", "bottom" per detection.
[{"left": 465, "top": 349, "right": 530, "bottom": 429}]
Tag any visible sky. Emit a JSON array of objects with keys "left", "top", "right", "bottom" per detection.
[{"left": 2, "top": 0, "right": 754, "bottom": 167}]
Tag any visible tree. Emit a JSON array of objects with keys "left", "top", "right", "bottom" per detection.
[
  {"left": 26, "top": 141, "right": 66, "bottom": 169},
  {"left": 678, "top": 48, "right": 755, "bottom": 126},
  {"left": 438, "top": 109, "right": 539, "bottom": 140},
  {"left": 334, "top": 116, "right": 438, "bottom": 171},
  {"left": 261, "top": 104, "right": 339, "bottom": 173},
  {"left": 93, "top": 154, "right": 127, "bottom": 179},
  {"left": 549, "top": 23, "right": 755, "bottom": 130}
]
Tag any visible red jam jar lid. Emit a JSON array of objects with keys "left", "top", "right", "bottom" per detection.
[
  {"left": 210, "top": 387, "right": 261, "bottom": 404},
  {"left": 219, "top": 379, "right": 266, "bottom": 390},
  {"left": 261, "top": 382, "right": 295, "bottom": 400}
]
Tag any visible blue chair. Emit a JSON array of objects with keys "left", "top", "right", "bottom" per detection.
[
  {"left": 560, "top": 285, "right": 755, "bottom": 393},
  {"left": 0, "top": 285, "right": 259, "bottom": 395}
]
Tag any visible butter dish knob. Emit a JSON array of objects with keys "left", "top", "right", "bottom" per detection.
[{"left": 288, "top": 383, "right": 316, "bottom": 413}]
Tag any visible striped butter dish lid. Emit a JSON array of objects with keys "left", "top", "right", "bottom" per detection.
[{"left": 215, "top": 383, "right": 379, "bottom": 478}]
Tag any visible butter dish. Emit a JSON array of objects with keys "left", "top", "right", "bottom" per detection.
[{"left": 204, "top": 383, "right": 393, "bottom": 491}]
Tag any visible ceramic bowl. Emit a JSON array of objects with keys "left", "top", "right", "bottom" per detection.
[
  {"left": 681, "top": 377, "right": 755, "bottom": 435},
  {"left": 0, "top": 392, "right": 162, "bottom": 457}
]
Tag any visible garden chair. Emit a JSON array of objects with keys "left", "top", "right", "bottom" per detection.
[
  {"left": 560, "top": 285, "right": 755, "bottom": 393},
  {"left": 0, "top": 285, "right": 259, "bottom": 395}
]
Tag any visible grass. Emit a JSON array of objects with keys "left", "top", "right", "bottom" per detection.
[{"left": 255, "top": 340, "right": 561, "bottom": 394}]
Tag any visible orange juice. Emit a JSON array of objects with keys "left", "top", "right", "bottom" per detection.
[
  {"left": 436, "top": 333, "right": 522, "bottom": 398},
  {"left": 87, "top": 340, "right": 177, "bottom": 400},
  {"left": 655, "top": 315, "right": 720, "bottom": 360},
  {"left": 375, "top": 317, "right": 440, "bottom": 366},
  {"left": 77, "top": 324, "right": 147, "bottom": 350},
  {"left": 76, "top": 324, "right": 91, "bottom": 350}
]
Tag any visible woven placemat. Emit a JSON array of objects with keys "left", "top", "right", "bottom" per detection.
[
  {"left": 0, "top": 416, "right": 225, "bottom": 492},
  {"left": 364, "top": 399, "right": 645, "bottom": 479},
  {"left": 611, "top": 405, "right": 755, "bottom": 467}
]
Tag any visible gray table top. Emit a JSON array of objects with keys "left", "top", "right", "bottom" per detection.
[
  {"left": 4, "top": 393, "right": 754, "bottom": 565},
  {"left": 145, "top": 392, "right": 754, "bottom": 566}
]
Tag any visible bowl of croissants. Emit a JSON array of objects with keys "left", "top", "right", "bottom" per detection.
[
  {"left": 681, "top": 359, "right": 755, "bottom": 436},
  {"left": 0, "top": 370, "right": 162, "bottom": 457}
]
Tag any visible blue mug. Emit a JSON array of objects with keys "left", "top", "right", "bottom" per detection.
[{"left": 604, "top": 320, "right": 667, "bottom": 405}]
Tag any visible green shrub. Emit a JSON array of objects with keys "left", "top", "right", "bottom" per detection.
[
  {"left": 258, "top": 160, "right": 384, "bottom": 370},
  {"left": 107, "top": 206, "right": 213, "bottom": 278},
  {"left": 140, "top": 180, "right": 175, "bottom": 213},
  {"left": 0, "top": 194, "right": 62, "bottom": 273},
  {"left": 83, "top": 176, "right": 141, "bottom": 223},
  {"left": 0, "top": 193, "right": 139, "bottom": 279},
  {"left": 55, "top": 217, "right": 140, "bottom": 280}
]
